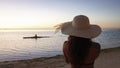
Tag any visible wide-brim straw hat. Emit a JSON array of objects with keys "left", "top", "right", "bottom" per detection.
[{"left": 55, "top": 15, "right": 101, "bottom": 39}]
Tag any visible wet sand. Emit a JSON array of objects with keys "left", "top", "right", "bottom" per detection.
[{"left": 0, "top": 47, "right": 120, "bottom": 68}]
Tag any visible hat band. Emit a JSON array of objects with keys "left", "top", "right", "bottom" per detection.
[{"left": 72, "top": 24, "right": 90, "bottom": 29}]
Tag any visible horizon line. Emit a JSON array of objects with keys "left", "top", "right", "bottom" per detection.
[
  {"left": 0, "top": 28, "right": 55, "bottom": 30},
  {"left": 0, "top": 27, "right": 120, "bottom": 30}
]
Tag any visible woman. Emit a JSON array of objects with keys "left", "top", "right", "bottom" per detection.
[{"left": 56, "top": 15, "right": 101, "bottom": 68}]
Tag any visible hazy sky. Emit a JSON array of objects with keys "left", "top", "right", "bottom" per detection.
[{"left": 0, "top": 0, "right": 120, "bottom": 29}]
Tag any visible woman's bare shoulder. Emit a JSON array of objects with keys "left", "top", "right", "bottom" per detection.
[{"left": 91, "top": 42, "right": 101, "bottom": 49}]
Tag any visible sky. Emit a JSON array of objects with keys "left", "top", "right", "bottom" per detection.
[{"left": 0, "top": 0, "right": 120, "bottom": 29}]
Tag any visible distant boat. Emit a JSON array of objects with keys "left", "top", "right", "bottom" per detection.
[{"left": 23, "top": 34, "right": 49, "bottom": 39}]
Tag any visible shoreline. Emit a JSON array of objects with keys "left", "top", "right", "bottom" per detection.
[
  {"left": 0, "top": 47, "right": 119, "bottom": 62},
  {"left": 0, "top": 47, "right": 120, "bottom": 68}
]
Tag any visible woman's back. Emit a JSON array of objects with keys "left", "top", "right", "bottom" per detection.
[
  {"left": 84, "top": 42, "right": 100, "bottom": 63},
  {"left": 63, "top": 38, "right": 100, "bottom": 68}
]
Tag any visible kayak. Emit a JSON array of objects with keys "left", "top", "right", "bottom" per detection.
[{"left": 23, "top": 36, "right": 49, "bottom": 39}]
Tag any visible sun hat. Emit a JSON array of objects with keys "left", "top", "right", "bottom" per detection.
[{"left": 55, "top": 15, "right": 101, "bottom": 39}]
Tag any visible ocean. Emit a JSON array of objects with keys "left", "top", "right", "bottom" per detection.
[{"left": 0, "top": 29, "right": 120, "bottom": 61}]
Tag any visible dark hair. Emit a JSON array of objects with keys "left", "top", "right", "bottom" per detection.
[{"left": 69, "top": 36, "right": 92, "bottom": 64}]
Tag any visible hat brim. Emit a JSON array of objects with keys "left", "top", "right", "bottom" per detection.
[{"left": 61, "top": 22, "right": 101, "bottom": 39}]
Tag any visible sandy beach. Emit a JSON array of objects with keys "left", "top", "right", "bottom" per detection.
[{"left": 0, "top": 47, "right": 120, "bottom": 68}]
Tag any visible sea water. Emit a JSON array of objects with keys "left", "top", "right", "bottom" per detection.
[{"left": 0, "top": 29, "right": 120, "bottom": 61}]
